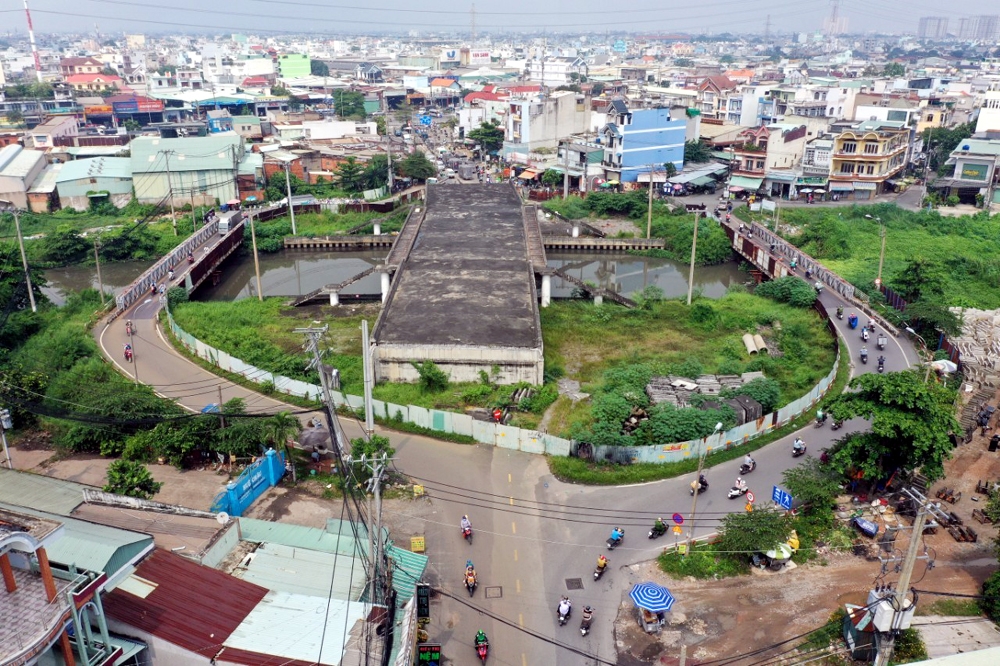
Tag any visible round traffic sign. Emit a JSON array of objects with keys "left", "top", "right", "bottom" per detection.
[
  {"left": 746, "top": 491, "right": 755, "bottom": 503},
  {"left": 672, "top": 513, "right": 684, "bottom": 525}
]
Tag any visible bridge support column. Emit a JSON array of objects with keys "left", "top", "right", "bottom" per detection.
[
  {"left": 330, "top": 291, "right": 340, "bottom": 306},
  {"left": 380, "top": 271, "right": 391, "bottom": 303},
  {"left": 594, "top": 294, "right": 603, "bottom": 306},
  {"left": 373, "top": 222, "right": 381, "bottom": 236},
  {"left": 541, "top": 274, "right": 551, "bottom": 307},
  {"left": 572, "top": 224, "right": 580, "bottom": 238}
]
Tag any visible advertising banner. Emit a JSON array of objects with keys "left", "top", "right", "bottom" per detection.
[{"left": 469, "top": 50, "right": 491, "bottom": 65}]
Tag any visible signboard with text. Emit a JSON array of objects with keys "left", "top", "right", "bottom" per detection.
[
  {"left": 959, "top": 162, "right": 989, "bottom": 181},
  {"left": 469, "top": 50, "right": 491, "bottom": 65},
  {"left": 417, "top": 644, "right": 441, "bottom": 666}
]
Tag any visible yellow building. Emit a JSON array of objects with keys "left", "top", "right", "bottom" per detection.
[{"left": 829, "top": 120, "right": 909, "bottom": 200}]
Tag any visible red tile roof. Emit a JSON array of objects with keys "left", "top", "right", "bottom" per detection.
[
  {"left": 242, "top": 76, "right": 269, "bottom": 86},
  {"left": 464, "top": 91, "right": 506, "bottom": 103},
  {"left": 104, "top": 550, "right": 268, "bottom": 657},
  {"left": 61, "top": 56, "right": 103, "bottom": 67},
  {"left": 500, "top": 84, "right": 542, "bottom": 94},
  {"left": 430, "top": 77, "right": 457, "bottom": 87},
  {"left": 66, "top": 73, "right": 123, "bottom": 84}
]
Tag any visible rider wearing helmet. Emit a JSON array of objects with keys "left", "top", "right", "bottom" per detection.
[
  {"left": 597, "top": 554, "right": 608, "bottom": 570},
  {"left": 475, "top": 630, "right": 488, "bottom": 647},
  {"left": 460, "top": 515, "right": 471, "bottom": 531},
  {"left": 610, "top": 527, "right": 624, "bottom": 542}
]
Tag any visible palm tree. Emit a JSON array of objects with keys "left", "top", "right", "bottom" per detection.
[{"left": 267, "top": 411, "right": 302, "bottom": 482}]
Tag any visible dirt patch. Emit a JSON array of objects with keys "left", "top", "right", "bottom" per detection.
[
  {"left": 13, "top": 429, "right": 56, "bottom": 452},
  {"left": 614, "top": 546, "right": 994, "bottom": 665}
]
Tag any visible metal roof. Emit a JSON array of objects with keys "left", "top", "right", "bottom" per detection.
[
  {"left": 104, "top": 549, "right": 268, "bottom": 653},
  {"left": 130, "top": 133, "right": 244, "bottom": 175},
  {"left": 224, "top": 592, "right": 368, "bottom": 665},
  {"left": 29, "top": 163, "right": 63, "bottom": 194},
  {"left": 0, "top": 145, "right": 45, "bottom": 179},
  {"left": 383, "top": 544, "right": 427, "bottom": 603},
  {"left": 238, "top": 517, "right": 365, "bottom": 555},
  {"left": 236, "top": 542, "right": 366, "bottom": 600},
  {"left": 57, "top": 157, "right": 133, "bottom": 183},
  {"left": 0, "top": 469, "right": 87, "bottom": 515},
  {"left": 0, "top": 502, "right": 152, "bottom": 576}
]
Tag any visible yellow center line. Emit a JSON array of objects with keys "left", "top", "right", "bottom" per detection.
[
  {"left": 518, "top": 613, "right": 524, "bottom": 627},
  {"left": 508, "top": 473, "right": 512, "bottom": 483},
  {"left": 514, "top": 549, "right": 518, "bottom": 562},
  {"left": 511, "top": 521, "right": 517, "bottom": 534},
  {"left": 522, "top": 653, "right": 527, "bottom": 666},
  {"left": 516, "top": 579, "right": 521, "bottom": 594},
  {"left": 509, "top": 496, "right": 514, "bottom": 506}
]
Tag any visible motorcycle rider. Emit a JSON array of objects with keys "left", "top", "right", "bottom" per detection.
[
  {"left": 743, "top": 453, "right": 754, "bottom": 469},
  {"left": 735, "top": 476, "right": 747, "bottom": 492},
  {"left": 609, "top": 526, "right": 624, "bottom": 543},
  {"left": 460, "top": 515, "right": 472, "bottom": 532},
  {"left": 558, "top": 596, "right": 572, "bottom": 618},
  {"left": 793, "top": 438, "right": 805, "bottom": 454},
  {"left": 836, "top": 306, "right": 843, "bottom": 319},
  {"left": 475, "top": 630, "right": 489, "bottom": 648},
  {"left": 878, "top": 355, "right": 886, "bottom": 369},
  {"left": 860, "top": 346, "right": 869, "bottom": 361},
  {"left": 597, "top": 554, "right": 608, "bottom": 571},
  {"left": 699, "top": 473, "right": 708, "bottom": 489},
  {"left": 581, "top": 605, "right": 594, "bottom": 626},
  {"left": 653, "top": 517, "right": 666, "bottom": 534},
  {"left": 816, "top": 408, "right": 826, "bottom": 424}
]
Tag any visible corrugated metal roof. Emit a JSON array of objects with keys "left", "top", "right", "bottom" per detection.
[
  {"left": 238, "top": 153, "right": 262, "bottom": 176},
  {"left": 0, "top": 147, "right": 45, "bottom": 179},
  {"left": 224, "top": 592, "right": 368, "bottom": 665},
  {"left": 239, "top": 517, "right": 364, "bottom": 555},
  {"left": 384, "top": 544, "right": 427, "bottom": 603},
  {"left": 57, "top": 157, "right": 132, "bottom": 183},
  {"left": 130, "top": 133, "right": 244, "bottom": 175},
  {"left": 0, "top": 469, "right": 88, "bottom": 515},
  {"left": 29, "top": 163, "right": 63, "bottom": 193},
  {"left": 1, "top": 502, "right": 152, "bottom": 576},
  {"left": 237, "top": 542, "right": 366, "bottom": 600},
  {"left": 104, "top": 549, "right": 268, "bottom": 653}
]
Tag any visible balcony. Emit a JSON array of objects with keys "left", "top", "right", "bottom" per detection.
[{"left": 0, "top": 569, "right": 77, "bottom": 666}]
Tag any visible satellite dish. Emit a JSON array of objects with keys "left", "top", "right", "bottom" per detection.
[{"left": 216, "top": 512, "right": 230, "bottom": 525}]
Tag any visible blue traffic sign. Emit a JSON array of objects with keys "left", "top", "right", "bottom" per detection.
[
  {"left": 671, "top": 513, "right": 684, "bottom": 525},
  {"left": 418, "top": 115, "right": 433, "bottom": 126},
  {"left": 772, "top": 485, "right": 793, "bottom": 510}
]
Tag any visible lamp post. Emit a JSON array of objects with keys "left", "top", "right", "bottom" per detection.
[
  {"left": 905, "top": 326, "right": 933, "bottom": 384},
  {"left": 684, "top": 422, "right": 723, "bottom": 555},
  {"left": 864, "top": 214, "right": 886, "bottom": 288}
]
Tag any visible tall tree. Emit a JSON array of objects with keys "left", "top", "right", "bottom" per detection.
[
  {"left": 397, "top": 151, "right": 437, "bottom": 181},
  {"left": 336, "top": 157, "right": 366, "bottom": 192},
  {"left": 827, "top": 370, "right": 961, "bottom": 482},
  {"left": 468, "top": 120, "right": 506, "bottom": 153},
  {"left": 266, "top": 411, "right": 301, "bottom": 481},
  {"left": 361, "top": 154, "right": 390, "bottom": 190},
  {"left": 336, "top": 90, "right": 367, "bottom": 119},
  {"left": 683, "top": 139, "right": 712, "bottom": 163},
  {"left": 310, "top": 60, "right": 330, "bottom": 77}
]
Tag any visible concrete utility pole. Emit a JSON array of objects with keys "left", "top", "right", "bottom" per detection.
[
  {"left": 646, "top": 165, "right": 655, "bottom": 239},
  {"left": 162, "top": 150, "right": 178, "bottom": 235},
  {"left": 283, "top": 161, "right": 297, "bottom": 235},
  {"left": 684, "top": 422, "right": 722, "bottom": 555},
  {"left": 1, "top": 408, "right": 13, "bottom": 470},
  {"left": 93, "top": 238, "right": 106, "bottom": 306},
  {"left": 686, "top": 213, "right": 700, "bottom": 306},
  {"left": 248, "top": 211, "right": 263, "bottom": 301},
  {"left": 361, "top": 320, "right": 375, "bottom": 436},
  {"left": 562, "top": 142, "right": 570, "bottom": 199},
  {"left": 0, "top": 202, "right": 37, "bottom": 313}
]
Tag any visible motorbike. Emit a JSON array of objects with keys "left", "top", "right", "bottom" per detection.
[
  {"left": 648, "top": 524, "right": 667, "bottom": 539},
  {"left": 815, "top": 415, "right": 827, "bottom": 428},
  {"left": 606, "top": 530, "right": 624, "bottom": 550},
  {"left": 848, "top": 315, "right": 859, "bottom": 329},
  {"left": 831, "top": 420, "right": 843, "bottom": 431},
  {"left": 739, "top": 459, "right": 756, "bottom": 475},
  {"left": 728, "top": 485, "right": 749, "bottom": 499},
  {"left": 466, "top": 576, "right": 477, "bottom": 597},
  {"left": 878, "top": 359, "right": 885, "bottom": 374},
  {"left": 594, "top": 564, "right": 606, "bottom": 580},
  {"left": 793, "top": 443, "right": 807, "bottom": 458},
  {"left": 462, "top": 526, "right": 473, "bottom": 544},
  {"left": 476, "top": 642, "right": 489, "bottom": 663},
  {"left": 125, "top": 321, "right": 133, "bottom": 336},
  {"left": 558, "top": 602, "right": 572, "bottom": 626},
  {"left": 860, "top": 351, "right": 868, "bottom": 365},
  {"left": 836, "top": 308, "right": 844, "bottom": 320},
  {"left": 877, "top": 335, "right": 887, "bottom": 350},
  {"left": 124, "top": 349, "right": 133, "bottom": 363},
  {"left": 580, "top": 611, "right": 594, "bottom": 637},
  {"left": 862, "top": 328, "right": 870, "bottom": 342}
]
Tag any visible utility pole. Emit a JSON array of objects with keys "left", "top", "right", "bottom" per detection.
[
  {"left": 1, "top": 408, "right": 13, "bottom": 469},
  {"left": 93, "top": 238, "right": 106, "bottom": 306},
  {"left": 562, "top": 142, "right": 570, "bottom": 200},
  {"left": 646, "top": 164, "right": 654, "bottom": 239},
  {"left": 684, "top": 423, "right": 722, "bottom": 554},
  {"left": 877, "top": 223, "right": 886, "bottom": 287},
  {"left": 1, "top": 204, "right": 38, "bottom": 313},
  {"left": 361, "top": 320, "right": 375, "bottom": 436},
  {"left": 162, "top": 150, "right": 178, "bottom": 235},
  {"left": 248, "top": 211, "right": 263, "bottom": 301},
  {"left": 283, "top": 161, "right": 297, "bottom": 235},
  {"left": 686, "top": 213, "right": 700, "bottom": 306}
]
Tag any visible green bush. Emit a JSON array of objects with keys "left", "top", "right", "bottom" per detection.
[
  {"left": 658, "top": 543, "right": 749, "bottom": 579},
  {"left": 982, "top": 570, "right": 1000, "bottom": 623},
  {"left": 755, "top": 276, "right": 817, "bottom": 307},
  {"left": 104, "top": 460, "right": 162, "bottom": 499},
  {"left": 412, "top": 360, "right": 449, "bottom": 392},
  {"left": 723, "top": 377, "right": 781, "bottom": 413}
]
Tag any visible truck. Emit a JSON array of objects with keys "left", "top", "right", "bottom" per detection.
[{"left": 458, "top": 164, "right": 476, "bottom": 180}]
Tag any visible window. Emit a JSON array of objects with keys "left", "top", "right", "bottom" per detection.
[
  {"left": 864, "top": 143, "right": 879, "bottom": 154},
  {"left": 840, "top": 163, "right": 855, "bottom": 174},
  {"left": 926, "top": 113, "right": 934, "bottom": 121},
  {"left": 867, "top": 164, "right": 875, "bottom": 175},
  {"left": 842, "top": 142, "right": 856, "bottom": 154}
]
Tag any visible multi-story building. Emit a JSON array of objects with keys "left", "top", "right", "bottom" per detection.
[
  {"left": 697, "top": 75, "right": 738, "bottom": 119},
  {"left": 829, "top": 120, "right": 909, "bottom": 200},
  {"left": 59, "top": 56, "right": 104, "bottom": 76},
  {"left": 727, "top": 123, "right": 810, "bottom": 198},
  {"left": 525, "top": 56, "right": 588, "bottom": 87},
  {"left": 976, "top": 91, "right": 1000, "bottom": 134},
  {"left": 917, "top": 17, "right": 949, "bottom": 39},
  {"left": 503, "top": 90, "right": 590, "bottom": 155},
  {"left": 957, "top": 15, "right": 1000, "bottom": 40},
  {"left": 277, "top": 53, "right": 311, "bottom": 79},
  {"left": 933, "top": 138, "right": 1000, "bottom": 206},
  {"left": 600, "top": 104, "right": 687, "bottom": 183}
]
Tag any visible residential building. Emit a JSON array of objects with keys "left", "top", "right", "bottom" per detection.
[
  {"left": 601, "top": 104, "right": 687, "bottom": 183},
  {"left": 56, "top": 156, "right": 134, "bottom": 211},
  {"left": 726, "top": 123, "right": 811, "bottom": 197},
  {"left": 697, "top": 75, "right": 738, "bottom": 119},
  {"left": 277, "top": 53, "right": 311, "bottom": 79},
  {"left": 829, "top": 120, "right": 909, "bottom": 200},
  {"left": 976, "top": 91, "right": 1000, "bottom": 133},
  {"left": 801, "top": 137, "right": 834, "bottom": 189},
  {"left": 933, "top": 138, "right": 1000, "bottom": 206},
  {"left": 504, "top": 91, "right": 590, "bottom": 155},
  {"left": 207, "top": 109, "right": 235, "bottom": 133},
  {"left": 59, "top": 56, "right": 104, "bottom": 76},
  {"left": 0, "top": 144, "right": 46, "bottom": 208},
  {"left": 525, "top": 56, "right": 588, "bottom": 87},
  {"left": 854, "top": 93, "right": 920, "bottom": 126},
  {"left": 915, "top": 97, "right": 954, "bottom": 134},
  {"left": 28, "top": 116, "right": 78, "bottom": 149},
  {"left": 271, "top": 119, "right": 377, "bottom": 141},
  {"left": 354, "top": 62, "right": 384, "bottom": 83},
  {"left": 64, "top": 73, "right": 124, "bottom": 93},
  {"left": 130, "top": 133, "right": 247, "bottom": 206},
  {"left": 556, "top": 141, "right": 605, "bottom": 191},
  {"left": 957, "top": 15, "right": 1000, "bottom": 40},
  {"left": 232, "top": 114, "right": 263, "bottom": 140},
  {"left": 917, "top": 17, "right": 949, "bottom": 39}
]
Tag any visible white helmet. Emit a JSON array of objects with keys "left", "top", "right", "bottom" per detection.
[{"left": 737, "top": 477, "right": 743, "bottom": 483}]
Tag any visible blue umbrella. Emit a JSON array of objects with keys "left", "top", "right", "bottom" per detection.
[{"left": 629, "top": 582, "right": 676, "bottom": 613}]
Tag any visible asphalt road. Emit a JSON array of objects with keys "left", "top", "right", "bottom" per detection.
[{"left": 96, "top": 208, "right": 919, "bottom": 666}]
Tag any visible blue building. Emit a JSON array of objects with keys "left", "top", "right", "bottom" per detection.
[{"left": 601, "top": 103, "right": 687, "bottom": 183}]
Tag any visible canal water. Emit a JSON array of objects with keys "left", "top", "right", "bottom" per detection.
[{"left": 44, "top": 250, "right": 747, "bottom": 304}]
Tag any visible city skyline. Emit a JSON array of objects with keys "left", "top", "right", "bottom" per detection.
[{"left": 2, "top": 0, "right": 997, "bottom": 37}]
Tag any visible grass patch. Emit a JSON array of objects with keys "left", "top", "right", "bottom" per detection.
[
  {"left": 657, "top": 542, "right": 749, "bottom": 579},
  {"left": 737, "top": 202, "right": 1000, "bottom": 308},
  {"left": 266, "top": 208, "right": 409, "bottom": 237},
  {"left": 799, "top": 609, "right": 847, "bottom": 654},
  {"left": 548, "top": 343, "right": 849, "bottom": 485},
  {"left": 916, "top": 598, "right": 982, "bottom": 617}
]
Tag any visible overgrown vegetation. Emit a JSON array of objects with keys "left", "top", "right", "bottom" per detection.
[{"left": 104, "top": 460, "right": 163, "bottom": 499}]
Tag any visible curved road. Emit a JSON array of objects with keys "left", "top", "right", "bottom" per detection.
[{"left": 96, "top": 234, "right": 918, "bottom": 666}]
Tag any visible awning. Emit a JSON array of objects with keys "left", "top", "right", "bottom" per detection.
[
  {"left": 729, "top": 176, "right": 763, "bottom": 189},
  {"left": 519, "top": 169, "right": 540, "bottom": 179},
  {"left": 110, "top": 635, "right": 148, "bottom": 665},
  {"left": 884, "top": 180, "right": 898, "bottom": 187},
  {"left": 766, "top": 172, "right": 797, "bottom": 183},
  {"left": 830, "top": 183, "right": 854, "bottom": 192},
  {"left": 853, "top": 181, "right": 877, "bottom": 191},
  {"left": 691, "top": 176, "right": 716, "bottom": 187},
  {"left": 637, "top": 172, "right": 668, "bottom": 183}
]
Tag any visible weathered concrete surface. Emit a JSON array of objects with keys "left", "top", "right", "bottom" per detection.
[{"left": 373, "top": 184, "right": 543, "bottom": 383}]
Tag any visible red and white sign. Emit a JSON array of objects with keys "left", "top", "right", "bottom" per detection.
[
  {"left": 469, "top": 50, "right": 491, "bottom": 65},
  {"left": 746, "top": 491, "right": 755, "bottom": 503}
]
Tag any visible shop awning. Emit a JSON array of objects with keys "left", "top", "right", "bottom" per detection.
[
  {"left": 830, "top": 183, "right": 854, "bottom": 192},
  {"left": 729, "top": 176, "right": 763, "bottom": 189},
  {"left": 691, "top": 176, "right": 716, "bottom": 187},
  {"left": 853, "top": 181, "right": 877, "bottom": 191},
  {"left": 519, "top": 169, "right": 540, "bottom": 179},
  {"left": 766, "top": 172, "right": 797, "bottom": 183}
]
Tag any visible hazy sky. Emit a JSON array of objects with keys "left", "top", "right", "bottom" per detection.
[{"left": 5, "top": 0, "right": 995, "bottom": 37}]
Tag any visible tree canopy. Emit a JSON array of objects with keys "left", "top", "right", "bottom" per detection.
[
  {"left": 397, "top": 151, "right": 437, "bottom": 181},
  {"left": 310, "top": 60, "right": 330, "bottom": 77},
  {"left": 336, "top": 90, "right": 367, "bottom": 119},
  {"left": 468, "top": 120, "right": 505, "bottom": 153},
  {"left": 826, "top": 369, "right": 960, "bottom": 482},
  {"left": 716, "top": 507, "right": 793, "bottom": 556},
  {"left": 684, "top": 139, "right": 713, "bottom": 163},
  {"left": 335, "top": 157, "right": 366, "bottom": 192}
]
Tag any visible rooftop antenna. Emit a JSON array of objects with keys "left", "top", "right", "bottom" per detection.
[{"left": 23, "top": 0, "right": 42, "bottom": 82}]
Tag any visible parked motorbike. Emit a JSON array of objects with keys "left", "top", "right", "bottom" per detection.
[
  {"left": 739, "top": 459, "right": 757, "bottom": 475},
  {"left": 648, "top": 523, "right": 667, "bottom": 539},
  {"left": 728, "top": 485, "right": 749, "bottom": 500}
]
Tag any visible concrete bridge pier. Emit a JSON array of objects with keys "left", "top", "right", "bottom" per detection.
[
  {"left": 373, "top": 222, "right": 381, "bottom": 236},
  {"left": 329, "top": 291, "right": 340, "bottom": 306},
  {"left": 572, "top": 224, "right": 580, "bottom": 238},
  {"left": 381, "top": 270, "right": 391, "bottom": 303},
  {"left": 541, "top": 274, "right": 551, "bottom": 307}
]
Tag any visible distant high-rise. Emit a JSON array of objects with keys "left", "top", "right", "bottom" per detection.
[
  {"left": 957, "top": 15, "right": 1000, "bottom": 40},
  {"left": 917, "top": 16, "right": 948, "bottom": 39}
]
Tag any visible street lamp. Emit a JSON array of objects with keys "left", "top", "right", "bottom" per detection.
[
  {"left": 684, "top": 421, "right": 724, "bottom": 555},
  {"left": 864, "top": 214, "right": 886, "bottom": 289},
  {"left": 905, "top": 326, "right": 933, "bottom": 384},
  {"left": 0, "top": 200, "right": 37, "bottom": 312}
]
